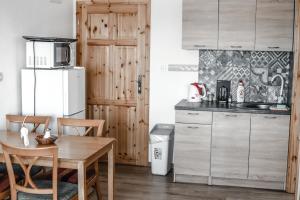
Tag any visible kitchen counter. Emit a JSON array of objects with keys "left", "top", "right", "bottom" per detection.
[{"left": 175, "top": 99, "right": 291, "bottom": 115}]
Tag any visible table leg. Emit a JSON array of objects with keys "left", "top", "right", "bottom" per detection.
[
  {"left": 78, "top": 161, "right": 87, "bottom": 200},
  {"left": 108, "top": 143, "right": 115, "bottom": 200}
]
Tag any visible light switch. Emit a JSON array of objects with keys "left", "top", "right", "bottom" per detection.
[{"left": 0, "top": 72, "right": 3, "bottom": 82}]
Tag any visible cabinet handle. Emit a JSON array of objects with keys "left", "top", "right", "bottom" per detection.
[
  {"left": 187, "top": 113, "right": 199, "bottom": 116},
  {"left": 187, "top": 126, "right": 200, "bottom": 129},
  {"left": 230, "top": 45, "right": 242, "bottom": 49},
  {"left": 225, "top": 114, "right": 238, "bottom": 117},
  {"left": 194, "top": 44, "right": 206, "bottom": 48},
  {"left": 268, "top": 46, "right": 280, "bottom": 49},
  {"left": 264, "top": 116, "right": 277, "bottom": 119}
]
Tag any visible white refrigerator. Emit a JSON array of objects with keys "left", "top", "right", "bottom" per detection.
[{"left": 21, "top": 67, "right": 86, "bottom": 135}]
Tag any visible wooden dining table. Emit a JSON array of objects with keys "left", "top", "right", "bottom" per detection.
[{"left": 0, "top": 131, "right": 116, "bottom": 200}]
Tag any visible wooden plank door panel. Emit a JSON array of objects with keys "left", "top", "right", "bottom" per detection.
[
  {"left": 211, "top": 112, "right": 250, "bottom": 179},
  {"left": 89, "top": 14, "right": 110, "bottom": 39},
  {"left": 218, "top": 0, "right": 256, "bottom": 50},
  {"left": 249, "top": 114, "right": 290, "bottom": 182},
  {"left": 255, "top": 0, "right": 294, "bottom": 51},
  {"left": 90, "top": 104, "right": 137, "bottom": 165},
  {"left": 78, "top": 2, "right": 149, "bottom": 166},
  {"left": 117, "top": 13, "right": 138, "bottom": 40},
  {"left": 113, "top": 46, "right": 137, "bottom": 103},
  {"left": 86, "top": 46, "right": 112, "bottom": 102}
]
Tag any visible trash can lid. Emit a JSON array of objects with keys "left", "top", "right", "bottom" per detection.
[{"left": 150, "top": 124, "right": 174, "bottom": 136}]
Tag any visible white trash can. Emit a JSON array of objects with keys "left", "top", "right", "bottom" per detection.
[{"left": 150, "top": 124, "right": 175, "bottom": 175}]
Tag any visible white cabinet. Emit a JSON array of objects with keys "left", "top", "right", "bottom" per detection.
[
  {"left": 249, "top": 114, "right": 290, "bottom": 182},
  {"left": 182, "top": 0, "right": 219, "bottom": 50},
  {"left": 255, "top": 0, "right": 294, "bottom": 51},
  {"left": 218, "top": 0, "right": 256, "bottom": 50},
  {"left": 211, "top": 112, "right": 250, "bottom": 179},
  {"left": 174, "top": 123, "right": 211, "bottom": 177}
]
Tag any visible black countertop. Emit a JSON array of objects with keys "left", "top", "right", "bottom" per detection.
[{"left": 175, "top": 99, "right": 291, "bottom": 115}]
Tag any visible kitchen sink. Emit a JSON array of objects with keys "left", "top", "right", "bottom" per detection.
[{"left": 231, "top": 103, "right": 272, "bottom": 110}]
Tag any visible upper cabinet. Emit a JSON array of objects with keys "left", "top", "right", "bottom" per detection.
[
  {"left": 182, "top": 0, "right": 219, "bottom": 50},
  {"left": 255, "top": 0, "right": 294, "bottom": 51},
  {"left": 218, "top": 0, "right": 256, "bottom": 51},
  {"left": 182, "top": 0, "right": 294, "bottom": 51}
]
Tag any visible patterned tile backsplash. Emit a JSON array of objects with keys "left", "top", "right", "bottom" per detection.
[{"left": 198, "top": 50, "right": 293, "bottom": 104}]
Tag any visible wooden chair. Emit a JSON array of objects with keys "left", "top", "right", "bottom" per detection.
[
  {"left": 57, "top": 118, "right": 105, "bottom": 137},
  {"left": 1, "top": 142, "right": 78, "bottom": 200},
  {"left": 57, "top": 118, "right": 105, "bottom": 200},
  {"left": 1, "top": 115, "right": 51, "bottom": 199},
  {"left": 6, "top": 115, "right": 51, "bottom": 133}
]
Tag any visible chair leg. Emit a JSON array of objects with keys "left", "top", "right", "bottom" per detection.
[{"left": 94, "top": 162, "right": 103, "bottom": 200}]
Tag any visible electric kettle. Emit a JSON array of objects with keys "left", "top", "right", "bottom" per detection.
[{"left": 187, "top": 83, "right": 207, "bottom": 102}]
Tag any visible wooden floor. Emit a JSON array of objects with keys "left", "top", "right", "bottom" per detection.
[{"left": 91, "top": 165, "right": 293, "bottom": 200}]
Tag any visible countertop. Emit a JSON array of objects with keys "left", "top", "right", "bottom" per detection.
[{"left": 175, "top": 99, "right": 291, "bottom": 115}]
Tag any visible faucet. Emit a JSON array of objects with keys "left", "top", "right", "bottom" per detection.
[{"left": 271, "top": 74, "right": 284, "bottom": 104}]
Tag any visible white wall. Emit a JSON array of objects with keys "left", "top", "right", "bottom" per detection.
[
  {"left": 149, "top": 0, "right": 199, "bottom": 129},
  {"left": 0, "top": 0, "right": 74, "bottom": 130}
]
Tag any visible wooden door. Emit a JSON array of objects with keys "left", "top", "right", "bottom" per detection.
[
  {"left": 211, "top": 112, "right": 250, "bottom": 179},
  {"left": 249, "top": 114, "right": 290, "bottom": 182},
  {"left": 255, "top": 0, "right": 294, "bottom": 51},
  {"left": 218, "top": 0, "right": 256, "bottom": 50},
  {"left": 76, "top": 1, "right": 150, "bottom": 166},
  {"left": 182, "top": 0, "right": 219, "bottom": 50},
  {"left": 174, "top": 123, "right": 211, "bottom": 177}
]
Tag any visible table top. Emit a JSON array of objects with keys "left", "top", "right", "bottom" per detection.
[{"left": 0, "top": 131, "right": 116, "bottom": 162}]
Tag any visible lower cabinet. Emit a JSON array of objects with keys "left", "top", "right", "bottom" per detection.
[
  {"left": 249, "top": 114, "right": 290, "bottom": 182},
  {"left": 174, "top": 110, "right": 290, "bottom": 190},
  {"left": 174, "top": 123, "right": 211, "bottom": 177},
  {"left": 211, "top": 112, "right": 250, "bottom": 179}
]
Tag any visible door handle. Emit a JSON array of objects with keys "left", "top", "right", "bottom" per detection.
[
  {"left": 225, "top": 114, "right": 238, "bottom": 118},
  {"left": 187, "top": 126, "right": 200, "bottom": 129},
  {"left": 268, "top": 47, "right": 280, "bottom": 49},
  {"left": 264, "top": 116, "right": 277, "bottom": 119},
  {"left": 194, "top": 44, "right": 206, "bottom": 48},
  {"left": 138, "top": 75, "right": 142, "bottom": 94},
  {"left": 187, "top": 113, "right": 199, "bottom": 116},
  {"left": 230, "top": 45, "right": 242, "bottom": 49}
]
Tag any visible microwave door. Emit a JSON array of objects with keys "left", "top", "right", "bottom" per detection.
[{"left": 54, "top": 43, "right": 70, "bottom": 67}]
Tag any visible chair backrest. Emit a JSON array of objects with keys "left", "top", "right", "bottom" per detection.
[
  {"left": 1, "top": 142, "right": 58, "bottom": 200},
  {"left": 57, "top": 118, "right": 105, "bottom": 137},
  {"left": 6, "top": 115, "right": 51, "bottom": 133}
]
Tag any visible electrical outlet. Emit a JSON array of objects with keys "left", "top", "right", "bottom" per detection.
[{"left": 0, "top": 72, "right": 3, "bottom": 82}]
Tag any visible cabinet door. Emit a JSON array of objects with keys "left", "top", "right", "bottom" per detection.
[
  {"left": 174, "top": 123, "right": 211, "bottom": 176},
  {"left": 255, "top": 0, "right": 294, "bottom": 51},
  {"left": 218, "top": 0, "right": 256, "bottom": 50},
  {"left": 249, "top": 114, "right": 290, "bottom": 182},
  {"left": 211, "top": 112, "right": 250, "bottom": 179},
  {"left": 182, "top": 0, "right": 218, "bottom": 50}
]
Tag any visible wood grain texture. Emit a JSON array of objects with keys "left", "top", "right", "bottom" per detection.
[
  {"left": 218, "top": 0, "right": 256, "bottom": 50},
  {"left": 174, "top": 123, "right": 211, "bottom": 178},
  {"left": 78, "top": 1, "right": 149, "bottom": 166},
  {"left": 182, "top": 0, "right": 219, "bottom": 50},
  {"left": 249, "top": 114, "right": 290, "bottom": 182},
  {"left": 255, "top": 0, "right": 294, "bottom": 51},
  {"left": 0, "top": 131, "right": 116, "bottom": 200},
  {"left": 93, "top": 164, "right": 293, "bottom": 200},
  {"left": 211, "top": 112, "right": 250, "bottom": 179},
  {"left": 290, "top": 0, "right": 300, "bottom": 195}
]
